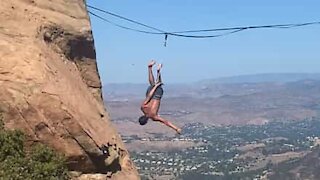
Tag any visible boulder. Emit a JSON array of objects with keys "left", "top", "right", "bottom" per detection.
[{"left": 0, "top": 0, "right": 139, "bottom": 179}]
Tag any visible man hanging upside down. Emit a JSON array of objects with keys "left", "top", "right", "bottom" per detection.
[{"left": 139, "top": 60, "right": 182, "bottom": 134}]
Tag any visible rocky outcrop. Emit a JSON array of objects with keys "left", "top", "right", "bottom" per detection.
[{"left": 0, "top": 0, "right": 139, "bottom": 179}]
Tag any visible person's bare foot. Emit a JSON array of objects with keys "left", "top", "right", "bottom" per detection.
[
  {"left": 148, "top": 60, "right": 156, "bottom": 67},
  {"left": 157, "top": 63, "right": 163, "bottom": 71}
]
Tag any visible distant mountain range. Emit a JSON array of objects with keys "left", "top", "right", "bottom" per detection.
[
  {"left": 105, "top": 73, "right": 320, "bottom": 87},
  {"left": 198, "top": 73, "right": 320, "bottom": 84},
  {"left": 103, "top": 73, "right": 320, "bottom": 99},
  {"left": 103, "top": 73, "right": 320, "bottom": 127}
]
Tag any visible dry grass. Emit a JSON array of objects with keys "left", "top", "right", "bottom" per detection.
[{"left": 237, "top": 143, "right": 266, "bottom": 151}]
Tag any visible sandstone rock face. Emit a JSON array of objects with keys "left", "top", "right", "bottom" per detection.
[{"left": 0, "top": 0, "right": 139, "bottom": 179}]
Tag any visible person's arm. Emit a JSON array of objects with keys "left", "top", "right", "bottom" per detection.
[
  {"left": 152, "top": 115, "right": 181, "bottom": 134},
  {"left": 143, "top": 83, "right": 162, "bottom": 105}
]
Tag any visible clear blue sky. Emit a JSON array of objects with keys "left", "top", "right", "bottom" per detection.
[{"left": 87, "top": 0, "right": 320, "bottom": 84}]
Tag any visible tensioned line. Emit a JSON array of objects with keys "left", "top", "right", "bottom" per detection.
[{"left": 87, "top": 4, "right": 320, "bottom": 39}]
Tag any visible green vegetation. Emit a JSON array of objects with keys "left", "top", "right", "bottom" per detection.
[{"left": 0, "top": 115, "right": 69, "bottom": 180}]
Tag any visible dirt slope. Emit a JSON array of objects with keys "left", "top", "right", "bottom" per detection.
[{"left": 0, "top": 0, "right": 139, "bottom": 179}]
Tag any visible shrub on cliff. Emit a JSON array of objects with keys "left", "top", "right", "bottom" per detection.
[{"left": 0, "top": 115, "right": 69, "bottom": 179}]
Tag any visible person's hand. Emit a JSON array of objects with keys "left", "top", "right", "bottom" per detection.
[
  {"left": 155, "top": 82, "right": 163, "bottom": 86},
  {"left": 176, "top": 128, "right": 182, "bottom": 135},
  {"left": 148, "top": 60, "right": 156, "bottom": 67}
]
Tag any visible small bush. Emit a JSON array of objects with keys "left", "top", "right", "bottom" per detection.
[
  {"left": 0, "top": 129, "right": 25, "bottom": 161},
  {"left": 0, "top": 116, "right": 69, "bottom": 179},
  {"left": 28, "top": 144, "right": 69, "bottom": 179}
]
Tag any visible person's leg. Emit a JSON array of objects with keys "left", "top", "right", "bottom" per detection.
[
  {"left": 142, "top": 82, "right": 163, "bottom": 105},
  {"left": 156, "top": 63, "right": 162, "bottom": 84},
  {"left": 151, "top": 115, "right": 181, "bottom": 134},
  {"left": 148, "top": 60, "right": 156, "bottom": 85}
]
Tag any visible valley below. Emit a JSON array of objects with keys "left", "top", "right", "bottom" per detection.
[{"left": 104, "top": 74, "right": 320, "bottom": 179}]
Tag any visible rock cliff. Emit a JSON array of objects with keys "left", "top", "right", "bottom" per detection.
[{"left": 0, "top": 0, "right": 139, "bottom": 179}]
